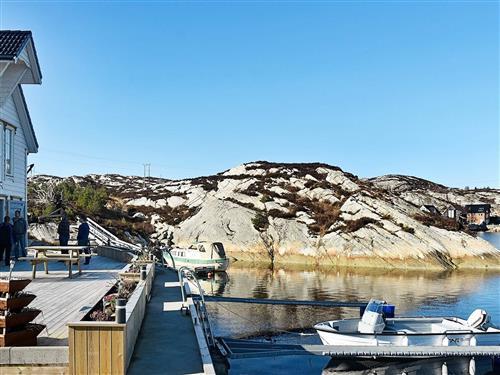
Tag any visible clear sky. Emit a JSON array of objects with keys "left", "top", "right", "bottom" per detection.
[{"left": 1, "top": 1, "right": 498, "bottom": 187}]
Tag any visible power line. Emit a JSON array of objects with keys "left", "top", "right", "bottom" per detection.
[{"left": 37, "top": 147, "right": 205, "bottom": 172}]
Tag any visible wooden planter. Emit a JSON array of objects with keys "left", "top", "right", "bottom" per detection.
[
  {"left": 0, "top": 278, "right": 44, "bottom": 347},
  {"left": 0, "top": 279, "right": 31, "bottom": 293},
  {"left": 0, "top": 294, "right": 36, "bottom": 311},
  {"left": 133, "top": 260, "right": 154, "bottom": 266},
  {"left": 118, "top": 272, "right": 141, "bottom": 282},
  {"left": 0, "top": 323, "right": 45, "bottom": 346},
  {"left": 0, "top": 309, "right": 41, "bottom": 328}
]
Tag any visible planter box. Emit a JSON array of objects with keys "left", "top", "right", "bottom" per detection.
[
  {"left": 0, "top": 294, "right": 36, "bottom": 311},
  {"left": 68, "top": 263, "right": 155, "bottom": 374},
  {"left": 0, "top": 323, "right": 45, "bottom": 347},
  {"left": 119, "top": 272, "right": 141, "bottom": 282},
  {"left": 133, "top": 260, "right": 154, "bottom": 265},
  {"left": 0, "top": 279, "right": 31, "bottom": 293},
  {"left": 0, "top": 309, "right": 41, "bottom": 328}
]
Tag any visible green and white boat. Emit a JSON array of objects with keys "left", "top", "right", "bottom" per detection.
[{"left": 163, "top": 242, "right": 229, "bottom": 273}]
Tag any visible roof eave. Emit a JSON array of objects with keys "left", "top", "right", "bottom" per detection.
[{"left": 12, "top": 86, "right": 39, "bottom": 153}]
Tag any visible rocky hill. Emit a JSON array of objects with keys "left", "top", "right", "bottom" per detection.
[{"left": 28, "top": 162, "right": 500, "bottom": 270}]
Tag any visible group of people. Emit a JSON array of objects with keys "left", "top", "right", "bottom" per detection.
[
  {"left": 58, "top": 212, "right": 91, "bottom": 265},
  {"left": 0, "top": 210, "right": 27, "bottom": 266},
  {"left": 0, "top": 210, "right": 92, "bottom": 267}
]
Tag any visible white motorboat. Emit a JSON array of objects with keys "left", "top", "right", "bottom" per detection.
[
  {"left": 314, "top": 299, "right": 500, "bottom": 348},
  {"left": 163, "top": 242, "right": 229, "bottom": 273}
]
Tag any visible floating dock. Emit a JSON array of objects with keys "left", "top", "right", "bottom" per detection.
[
  {"left": 219, "top": 337, "right": 500, "bottom": 359},
  {"left": 128, "top": 267, "right": 215, "bottom": 374}
]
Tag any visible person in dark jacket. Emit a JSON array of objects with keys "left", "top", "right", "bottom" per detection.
[
  {"left": 58, "top": 212, "right": 70, "bottom": 254},
  {"left": 13, "top": 210, "right": 27, "bottom": 259},
  {"left": 77, "top": 215, "right": 91, "bottom": 265},
  {"left": 0, "top": 216, "right": 14, "bottom": 266}
]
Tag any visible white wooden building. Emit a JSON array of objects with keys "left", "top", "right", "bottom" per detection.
[{"left": 0, "top": 30, "right": 42, "bottom": 219}]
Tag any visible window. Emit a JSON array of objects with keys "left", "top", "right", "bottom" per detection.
[{"left": 4, "top": 127, "right": 13, "bottom": 176}]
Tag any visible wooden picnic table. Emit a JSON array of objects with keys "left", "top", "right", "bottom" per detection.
[{"left": 22, "top": 246, "right": 91, "bottom": 279}]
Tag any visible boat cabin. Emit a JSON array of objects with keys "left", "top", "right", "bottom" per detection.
[{"left": 171, "top": 242, "right": 226, "bottom": 260}]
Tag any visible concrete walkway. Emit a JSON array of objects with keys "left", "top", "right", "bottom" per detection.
[{"left": 128, "top": 267, "right": 204, "bottom": 375}]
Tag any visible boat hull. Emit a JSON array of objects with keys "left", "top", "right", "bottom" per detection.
[
  {"left": 163, "top": 250, "right": 229, "bottom": 272},
  {"left": 171, "top": 257, "right": 229, "bottom": 272},
  {"left": 316, "top": 329, "right": 500, "bottom": 349}
]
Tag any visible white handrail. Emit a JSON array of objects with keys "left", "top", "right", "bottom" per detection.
[
  {"left": 178, "top": 266, "right": 215, "bottom": 347},
  {"left": 87, "top": 217, "right": 142, "bottom": 251},
  {"left": 162, "top": 248, "right": 176, "bottom": 269}
]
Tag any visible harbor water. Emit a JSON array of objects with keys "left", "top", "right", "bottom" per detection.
[{"left": 204, "top": 233, "right": 500, "bottom": 374}]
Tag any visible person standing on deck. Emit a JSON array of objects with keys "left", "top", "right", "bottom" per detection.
[
  {"left": 77, "top": 215, "right": 91, "bottom": 265},
  {"left": 0, "top": 217, "right": 14, "bottom": 266},
  {"left": 13, "top": 210, "right": 27, "bottom": 260},
  {"left": 58, "top": 211, "right": 70, "bottom": 254}
]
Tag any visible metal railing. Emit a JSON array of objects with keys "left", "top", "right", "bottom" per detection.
[
  {"left": 87, "top": 218, "right": 142, "bottom": 252},
  {"left": 162, "top": 248, "right": 176, "bottom": 269},
  {"left": 178, "top": 266, "right": 216, "bottom": 347}
]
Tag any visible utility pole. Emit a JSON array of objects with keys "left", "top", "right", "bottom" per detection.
[{"left": 143, "top": 163, "right": 151, "bottom": 189}]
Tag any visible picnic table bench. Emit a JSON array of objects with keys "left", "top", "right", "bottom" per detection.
[{"left": 20, "top": 246, "right": 92, "bottom": 279}]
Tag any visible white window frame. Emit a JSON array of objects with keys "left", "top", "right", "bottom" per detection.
[{"left": 4, "top": 125, "right": 14, "bottom": 177}]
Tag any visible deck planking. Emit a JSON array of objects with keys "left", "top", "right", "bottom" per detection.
[{"left": 0, "top": 255, "right": 124, "bottom": 343}]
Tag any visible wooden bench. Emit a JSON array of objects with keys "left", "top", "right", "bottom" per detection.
[{"left": 22, "top": 246, "right": 92, "bottom": 279}]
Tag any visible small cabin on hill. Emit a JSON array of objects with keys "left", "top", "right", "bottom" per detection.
[
  {"left": 445, "top": 205, "right": 464, "bottom": 222},
  {"left": 465, "top": 204, "right": 491, "bottom": 225},
  {"left": 0, "top": 30, "right": 41, "bottom": 219}
]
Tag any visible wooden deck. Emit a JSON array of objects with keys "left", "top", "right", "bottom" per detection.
[{"left": 1, "top": 255, "right": 125, "bottom": 345}]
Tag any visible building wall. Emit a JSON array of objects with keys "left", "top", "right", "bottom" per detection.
[
  {"left": 0, "top": 94, "right": 29, "bottom": 217},
  {"left": 467, "top": 213, "right": 487, "bottom": 225}
]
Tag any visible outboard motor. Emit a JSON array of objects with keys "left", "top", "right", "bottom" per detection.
[
  {"left": 467, "top": 309, "right": 489, "bottom": 329},
  {"left": 358, "top": 299, "right": 386, "bottom": 334}
]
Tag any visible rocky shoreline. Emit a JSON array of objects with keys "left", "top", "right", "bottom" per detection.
[
  {"left": 28, "top": 162, "right": 500, "bottom": 270},
  {"left": 228, "top": 250, "right": 500, "bottom": 270}
]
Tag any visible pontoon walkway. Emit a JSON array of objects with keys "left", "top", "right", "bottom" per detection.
[{"left": 128, "top": 267, "right": 204, "bottom": 375}]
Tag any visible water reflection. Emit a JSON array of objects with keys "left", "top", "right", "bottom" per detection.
[
  {"left": 205, "top": 265, "right": 500, "bottom": 341},
  {"left": 197, "top": 272, "right": 230, "bottom": 296},
  {"left": 203, "top": 234, "right": 500, "bottom": 374}
]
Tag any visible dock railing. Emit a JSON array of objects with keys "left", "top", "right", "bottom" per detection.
[
  {"left": 87, "top": 218, "right": 142, "bottom": 252},
  {"left": 178, "top": 266, "right": 216, "bottom": 347}
]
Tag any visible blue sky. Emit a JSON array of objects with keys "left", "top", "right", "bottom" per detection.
[{"left": 1, "top": 1, "right": 498, "bottom": 187}]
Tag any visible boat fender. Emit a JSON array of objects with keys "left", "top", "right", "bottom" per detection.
[
  {"left": 441, "top": 361, "right": 448, "bottom": 375},
  {"left": 469, "top": 357, "right": 476, "bottom": 375}
]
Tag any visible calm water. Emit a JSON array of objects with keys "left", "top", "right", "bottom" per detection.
[{"left": 204, "top": 233, "right": 500, "bottom": 374}]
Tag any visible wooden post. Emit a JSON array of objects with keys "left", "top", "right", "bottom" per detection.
[{"left": 68, "top": 322, "right": 126, "bottom": 375}]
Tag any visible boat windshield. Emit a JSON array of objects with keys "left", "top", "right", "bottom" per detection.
[
  {"left": 365, "top": 299, "right": 385, "bottom": 314},
  {"left": 212, "top": 242, "right": 226, "bottom": 258}
]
